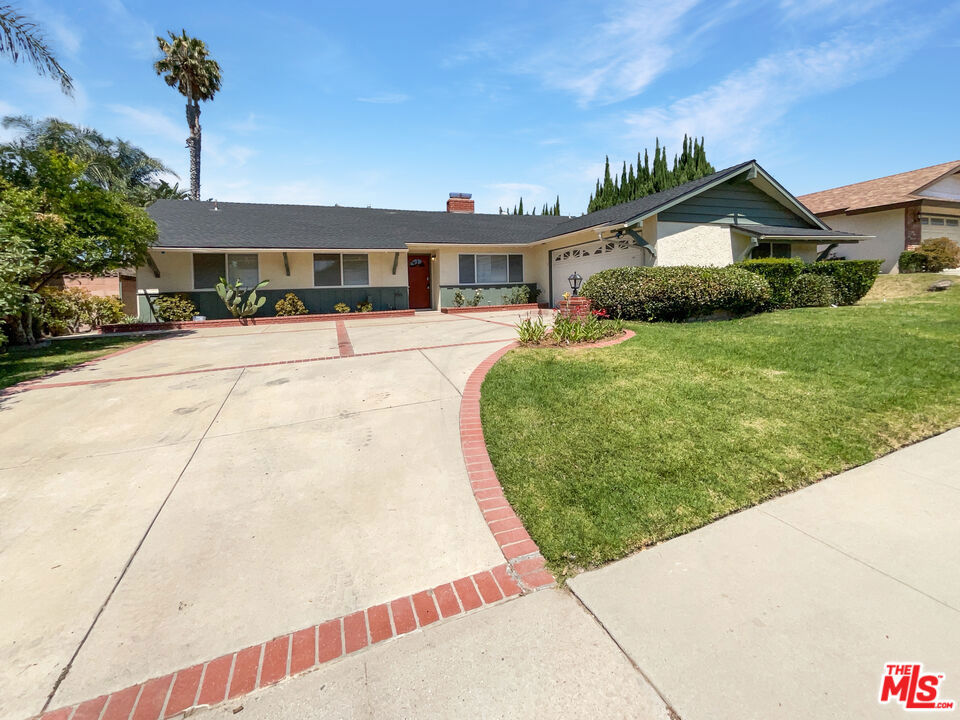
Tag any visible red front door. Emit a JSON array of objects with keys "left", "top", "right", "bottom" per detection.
[{"left": 407, "top": 254, "right": 431, "bottom": 309}]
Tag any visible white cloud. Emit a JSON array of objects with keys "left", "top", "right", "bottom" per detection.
[
  {"left": 356, "top": 93, "right": 410, "bottom": 104},
  {"left": 779, "top": 0, "right": 889, "bottom": 21},
  {"left": 622, "top": 26, "right": 927, "bottom": 160},
  {"left": 451, "top": 0, "right": 717, "bottom": 106},
  {"left": 108, "top": 104, "right": 184, "bottom": 144},
  {"left": 228, "top": 113, "right": 263, "bottom": 134},
  {"left": 101, "top": 0, "right": 156, "bottom": 60}
]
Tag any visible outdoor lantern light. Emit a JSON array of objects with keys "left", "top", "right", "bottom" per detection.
[{"left": 568, "top": 271, "right": 583, "bottom": 296}]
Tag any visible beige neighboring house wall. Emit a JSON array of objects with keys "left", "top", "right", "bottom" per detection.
[
  {"left": 57, "top": 273, "right": 138, "bottom": 315},
  {"left": 816, "top": 210, "right": 905, "bottom": 273}
]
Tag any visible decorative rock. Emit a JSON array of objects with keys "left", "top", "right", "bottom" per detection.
[{"left": 928, "top": 279, "right": 953, "bottom": 292}]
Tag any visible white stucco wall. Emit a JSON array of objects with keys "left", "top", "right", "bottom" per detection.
[
  {"left": 815, "top": 210, "right": 904, "bottom": 273},
  {"left": 654, "top": 222, "right": 738, "bottom": 267}
]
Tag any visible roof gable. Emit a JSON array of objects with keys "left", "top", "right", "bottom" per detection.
[
  {"left": 798, "top": 161, "right": 960, "bottom": 215},
  {"left": 536, "top": 160, "right": 826, "bottom": 240},
  {"left": 660, "top": 176, "right": 814, "bottom": 228}
]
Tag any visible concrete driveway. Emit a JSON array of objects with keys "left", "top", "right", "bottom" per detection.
[{"left": 0, "top": 311, "right": 539, "bottom": 720}]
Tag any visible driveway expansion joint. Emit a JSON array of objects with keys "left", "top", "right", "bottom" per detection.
[
  {"left": 31, "top": 564, "right": 528, "bottom": 720},
  {"left": 39, "top": 369, "right": 248, "bottom": 715}
]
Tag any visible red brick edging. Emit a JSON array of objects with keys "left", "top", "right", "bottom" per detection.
[
  {"left": 33, "top": 565, "right": 524, "bottom": 720},
  {"left": 459, "top": 343, "right": 556, "bottom": 591},
  {"left": 101, "top": 309, "right": 415, "bottom": 333},
  {"left": 441, "top": 303, "right": 543, "bottom": 314}
]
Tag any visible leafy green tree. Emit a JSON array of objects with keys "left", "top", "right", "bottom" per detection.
[
  {"left": 1, "top": 116, "right": 175, "bottom": 206},
  {"left": 154, "top": 30, "right": 222, "bottom": 200},
  {"left": 0, "top": 4, "right": 72, "bottom": 93},
  {"left": 0, "top": 150, "right": 156, "bottom": 344}
]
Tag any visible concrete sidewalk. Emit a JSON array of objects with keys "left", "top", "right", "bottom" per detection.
[
  {"left": 569, "top": 427, "right": 960, "bottom": 719},
  {"left": 187, "top": 590, "right": 672, "bottom": 720}
]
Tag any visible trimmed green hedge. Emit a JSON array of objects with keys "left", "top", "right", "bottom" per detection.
[
  {"left": 581, "top": 265, "right": 771, "bottom": 322},
  {"left": 898, "top": 250, "right": 927, "bottom": 274},
  {"left": 791, "top": 274, "right": 836, "bottom": 307},
  {"left": 804, "top": 259, "right": 881, "bottom": 305},
  {"left": 736, "top": 258, "right": 806, "bottom": 308}
]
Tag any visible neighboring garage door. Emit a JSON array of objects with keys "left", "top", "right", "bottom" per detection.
[{"left": 551, "top": 237, "right": 651, "bottom": 306}]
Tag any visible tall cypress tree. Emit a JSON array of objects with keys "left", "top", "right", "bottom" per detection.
[
  {"left": 518, "top": 197, "right": 524, "bottom": 215},
  {"left": 585, "top": 136, "right": 715, "bottom": 211}
]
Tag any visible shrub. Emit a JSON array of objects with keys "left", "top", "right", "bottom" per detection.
[
  {"left": 898, "top": 250, "right": 927, "bottom": 274},
  {"left": 153, "top": 294, "right": 198, "bottom": 322},
  {"left": 87, "top": 295, "right": 126, "bottom": 327},
  {"left": 356, "top": 301, "right": 373, "bottom": 312},
  {"left": 803, "top": 259, "right": 881, "bottom": 305},
  {"left": 736, "top": 258, "right": 805, "bottom": 308},
  {"left": 453, "top": 290, "right": 465, "bottom": 307},
  {"left": 791, "top": 274, "right": 836, "bottom": 307},
  {"left": 468, "top": 289, "right": 483, "bottom": 307},
  {"left": 334, "top": 302, "right": 351, "bottom": 313},
  {"left": 275, "top": 292, "right": 308, "bottom": 316},
  {"left": 35, "top": 287, "right": 124, "bottom": 334},
  {"left": 581, "top": 265, "right": 771, "bottom": 322},
  {"left": 916, "top": 237, "right": 960, "bottom": 272},
  {"left": 507, "top": 285, "right": 530, "bottom": 305}
]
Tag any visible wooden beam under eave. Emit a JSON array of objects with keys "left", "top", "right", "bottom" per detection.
[
  {"left": 282, "top": 252, "right": 290, "bottom": 276},
  {"left": 392, "top": 252, "right": 399, "bottom": 275},
  {"left": 146, "top": 254, "right": 161, "bottom": 278}
]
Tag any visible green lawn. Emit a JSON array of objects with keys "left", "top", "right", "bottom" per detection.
[
  {"left": 481, "top": 285, "right": 960, "bottom": 576},
  {"left": 0, "top": 335, "right": 147, "bottom": 390},
  {"left": 862, "top": 272, "right": 954, "bottom": 301}
]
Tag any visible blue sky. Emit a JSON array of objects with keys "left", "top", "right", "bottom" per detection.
[{"left": 2, "top": 0, "right": 958, "bottom": 215}]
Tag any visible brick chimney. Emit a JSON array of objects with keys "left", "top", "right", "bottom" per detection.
[{"left": 446, "top": 192, "right": 474, "bottom": 213}]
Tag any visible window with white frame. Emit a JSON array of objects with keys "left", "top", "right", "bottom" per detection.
[
  {"left": 193, "top": 253, "right": 259, "bottom": 289},
  {"left": 458, "top": 253, "right": 523, "bottom": 284},
  {"left": 314, "top": 253, "right": 369, "bottom": 286},
  {"left": 227, "top": 254, "right": 259, "bottom": 287}
]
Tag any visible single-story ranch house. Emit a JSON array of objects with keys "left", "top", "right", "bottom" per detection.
[
  {"left": 138, "top": 160, "right": 866, "bottom": 319},
  {"left": 799, "top": 160, "right": 960, "bottom": 273}
]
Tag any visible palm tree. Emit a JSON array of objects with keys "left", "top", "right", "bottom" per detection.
[
  {"left": 1, "top": 115, "right": 173, "bottom": 204},
  {"left": 154, "top": 30, "right": 221, "bottom": 200},
  {"left": 0, "top": 4, "right": 73, "bottom": 93}
]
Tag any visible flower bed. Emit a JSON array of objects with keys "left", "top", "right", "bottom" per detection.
[
  {"left": 441, "top": 303, "right": 546, "bottom": 314},
  {"left": 101, "top": 309, "right": 415, "bottom": 333},
  {"left": 516, "top": 310, "right": 627, "bottom": 347}
]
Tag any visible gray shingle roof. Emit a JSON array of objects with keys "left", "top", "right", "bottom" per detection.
[
  {"left": 147, "top": 200, "right": 572, "bottom": 250},
  {"left": 534, "top": 160, "right": 758, "bottom": 240},
  {"left": 731, "top": 224, "right": 867, "bottom": 242}
]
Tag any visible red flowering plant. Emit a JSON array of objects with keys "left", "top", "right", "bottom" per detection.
[{"left": 591, "top": 308, "right": 608, "bottom": 318}]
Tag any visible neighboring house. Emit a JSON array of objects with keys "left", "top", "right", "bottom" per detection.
[
  {"left": 138, "top": 160, "right": 864, "bottom": 319},
  {"left": 52, "top": 270, "right": 138, "bottom": 315},
  {"left": 799, "top": 160, "right": 960, "bottom": 273}
]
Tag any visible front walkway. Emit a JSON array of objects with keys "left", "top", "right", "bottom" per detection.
[
  {"left": 0, "top": 311, "right": 544, "bottom": 720},
  {"left": 569, "top": 427, "right": 960, "bottom": 719}
]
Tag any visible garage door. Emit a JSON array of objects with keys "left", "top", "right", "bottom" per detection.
[{"left": 551, "top": 237, "right": 651, "bottom": 306}]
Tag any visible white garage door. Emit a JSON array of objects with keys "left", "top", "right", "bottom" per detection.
[{"left": 551, "top": 237, "right": 651, "bottom": 306}]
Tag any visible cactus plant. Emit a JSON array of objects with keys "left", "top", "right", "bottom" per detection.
[{"left": 216, "top": 277, "right": 269, "bottom": 318}]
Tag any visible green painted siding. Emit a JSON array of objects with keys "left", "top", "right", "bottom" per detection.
[
  {"left": 660, "top": 179, "right": 811, "bottom": 227},
  {"left": 439, "top": 283, "right": 539, "bottom": 307},
  {"left": 138, "top": 287, "right": 408, "bottom": 321}
]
